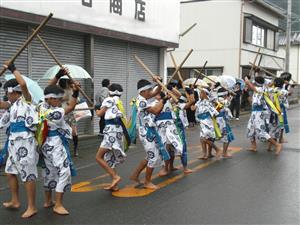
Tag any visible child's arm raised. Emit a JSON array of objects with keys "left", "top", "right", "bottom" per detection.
[
  {"left": 64, "top": 81, "right": 80, "bottom": 115},
  {"left": 244, "top": 76, "right": 257, "bottom": 92},
  {"left": 3, "top": 62, "right": 31, "bottom": 102}
]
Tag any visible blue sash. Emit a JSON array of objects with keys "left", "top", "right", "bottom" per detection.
[
  {"left": 252, "top": 105, "right": 264, "bottom": 111},
  {"left": 280, "top": 103, "right": 290, "bottom": 133},
  {"left": 216, "top": 111, "right": 226, "bottom": 118},
  {"left": 0, "top": 128, "right": 9, "bottom": 166},
  {"left": 47, "top": 130, "right": 77, "bottom": 176},
  {"left": 175, "top": 112, "right": 188, "bottom": 167},
  {"left": 155, "top": 112, "right": 173, "bottom": 121},
  {"left": 146, "top": 127, "right": 170, "bottom": 161},
  {"left": 1, "top": 122, "right": 31, "bottom": 166},
  {"left": 105, "top": 118, "right": 131, "bottom": 150},
  {"left": 216, "top": 110, "right": 234, "bottom": 143},
  {"left": 197, "top": 112, "right": 210, "bottom": 120},
  {"left": 105, "top": 119, "right": 117, "bottom": 125}
]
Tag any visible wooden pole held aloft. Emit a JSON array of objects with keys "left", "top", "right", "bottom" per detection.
[
  {"left": 0, "top": 13, "right": 53, "bottom": 76},
  {"left": 34, "top": 32, "right": 94, "bottom": 106},
  {"left": 134, "top": 55, "right": 178, "bottom": 103}
]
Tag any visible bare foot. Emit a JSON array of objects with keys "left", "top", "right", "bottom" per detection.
[
  {"left": 130, "top": 175, "right": 142, "bottom": 185},
  {"left": 222, "top": 154, "right": 232, "bottom": 159},
  {"left": 198, "top": 156, "right": 208, "bottom": 160},
  {"left": 44, "top": 201, "right": 55, "bottom": 208},
  {"left": 247, "top": 148, "right": 257, "bottom": 152},
  {"left": 144, "top": 182, "right": 158, "bottom": 190},
  {"left": 275, "top": 144, "right": 282, "bottom": 156},
  {"left": 111, "top": 186, "right": 119, "bottom": 192},
  {"left": 21, "top": 207, "right": 38, "bottom": 218},
  {"left": 215, "top": 149, "right": 222, "bottom": 160},
  {"left": 158, "top": 169, "right": 169, "bottom": 177},
  {"left": 183, "top": 168, "right": 193, "bottom": 174},
  {"left": 3, "top": 201, "right": 20, "bottom": 209},
  {"left": 104, "top": 176, "right": 121, "bottom": 190},
  {"left": 53, "top": 205, "right": 69, "bottom": 215},
  {"left": 208, "top": 154, "right": 215, "bottom": 158},
  {"left": 170, "top": 167, "right": 179, "bottom": 171}
]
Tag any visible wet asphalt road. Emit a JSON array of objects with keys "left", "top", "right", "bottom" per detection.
[{"left": 0, "top": 106, "right": 299, "bottom": 225}]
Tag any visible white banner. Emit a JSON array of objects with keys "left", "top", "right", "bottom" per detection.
[{"left": 1, "top": 0, "right": 180, "bottom": 44}]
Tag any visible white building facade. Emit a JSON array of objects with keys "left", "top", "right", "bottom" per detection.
[
  {"left": 0, "top": 0, "right": 180, "bottom": 147},
  {"left": 168, "top": 0, "right": 284, "bottom": 79}
]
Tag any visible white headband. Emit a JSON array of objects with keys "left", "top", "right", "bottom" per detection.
[
  {"left": 217, "top": 91, "right": 228, "bottom": 97},
  {"left": 138, "top": 84, "right": 153, "bottom": 93},
  {"left": 109, "top": 90, "right": 122, "bottom": 96},
  {"left": 255, "top": 82, "right": 263, "bottom": 87},
  {"left": 7, "top": 85, "right": 22, "bottom": 93},
  {"left": 44, "top": 93, "right": 64, "bottom": 99},
  {"left": 201, "top": 88, "right": 210, "bottom": 94}
]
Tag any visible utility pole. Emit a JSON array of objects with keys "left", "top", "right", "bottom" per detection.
[{"left": 285, "top": 0, "right": 292, "bottom": 72}]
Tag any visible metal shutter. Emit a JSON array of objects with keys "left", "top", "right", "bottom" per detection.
[
  {"left": 93, "top": 37, "right": 128, "bottom": 133},
  {"left": 93, "top": 38, "right": 159, "bottom": 134},
  {"left": 30, "top": 27, "right": 89, "bottom": 135},
  {"left": 127, "top": 43, "right": 160, "bottom": 112},
  {"left": 0, "top": 19, "right": 29, "bottom": 149}
]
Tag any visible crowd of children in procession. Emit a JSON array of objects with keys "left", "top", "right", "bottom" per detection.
[{"left": 0, "top": 60, "right": 292, "bottom": 218}]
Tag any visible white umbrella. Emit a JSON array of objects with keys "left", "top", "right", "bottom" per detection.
[
  {"left": 203, "top": 75, "right": 219, "bottom": 84},
  {"left": 42, "top": 64, "right": 92, "bottom": 80},
  {"left": 218, "top": 75, "right": 236, "bottom": 90},
  {"left": 183, "top": 78, "right": 208, "bottom": 87}
]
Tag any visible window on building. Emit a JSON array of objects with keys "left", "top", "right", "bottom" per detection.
[
  {"left": 244, "top": 17, "right": 279, "bottom": 51},
  {"left": 252, "top": 24, "right": 265, "bottom": 47}
]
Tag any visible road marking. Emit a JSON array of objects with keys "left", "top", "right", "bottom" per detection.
[
  {"left": 71, "top": 146, "right": 202, "bottom": 192},
  {"left": 112, "top": 147, "right": 241, "bottom": 198},
  {"left": 72, "top": 146, "right": 241, "bottom": 195}
]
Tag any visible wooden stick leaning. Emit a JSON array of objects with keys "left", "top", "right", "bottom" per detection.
[
  {"left": 134, "top": 55, "right": 178, "bottom": 103},
  {"left": 193, "top": 61, "right": 208, "bottom": 87},
  {"left": 34, "top": 32, "right": 94, "bottom": 106},
  {"left": 169, "top": 52, "right": 191, "bottom": 98},
  {"left": 193, "top": 69, "right": 236, "bottom": 96},
  {"left": 249, "top": 62, "right": 277, "bottom": 78},
  {"left": 0, "top": 13, "right": 53, "bottom": 76},
  {"left": 248, "top": 47, "right": 261, "bottom": 79},
  {"left": 167, "top": 49, "right": 193, "bottom": 84}
]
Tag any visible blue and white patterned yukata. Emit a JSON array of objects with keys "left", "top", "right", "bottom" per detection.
[
  {"left": 3, "top": 97, "right": 38, "bottom": 182},
  {"left": 38, "top": 102, "right": 73, "bottom": 193},
  {"left": 99, "top": 96, "right": 126, "bottom": 168}
]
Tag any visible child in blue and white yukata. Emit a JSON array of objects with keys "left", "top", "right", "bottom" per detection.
[
  {"left": 130, "top": 78, "right": 169, "bottom": 190},
  {"left": 154, "top": 85, "right": 194, "bottom": 175},
  {"left": 244, "top": 76, "right": 282, "bottom": 155},
  {"left": 214, "top": 88, "right": 235, "bottom": 158},
  {"left": 268, "top": 77, "right": 289, "bottom": 151},
  {"left": 0, "top": 63, "right": 38, "bottom": 218},
  {"left": 95, "top": 83, "right": 127, "bottom": 192},
  {"left": 195, "top": 87, "right": 222, "bottom": 160},
  {"left": 37, "top": 68, "right": 79, "bottom": 215},
  {"left": 169, "top": 84, "right": 195, "bottom": 173}
]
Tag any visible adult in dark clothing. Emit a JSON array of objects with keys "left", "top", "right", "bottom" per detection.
[
  {"left": 230, "top": 82, "right": 242, "bottom": 120},
  {"left": 186, "top": 85, "right": 199, "bottom": 127},
  {"left": 95, "top": 79, "right": 110, "bottom": 135}
]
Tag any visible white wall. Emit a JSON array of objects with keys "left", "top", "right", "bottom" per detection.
[
  {"left": 168, "top": 0, "right": 242, "bottom": 76},
  {"left": 1, "top": 0, "right": 180, "bottom": 44},
  {"left": 278, "top": 45, "right": 300, "bottom": 83},
  {"left": 243, "top": 2, "right": 279, "bottom": 26}
]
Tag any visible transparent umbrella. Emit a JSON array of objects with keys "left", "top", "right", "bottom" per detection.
[
  {"left": 42, "top": 64, "right": 92, "bottom": 80},
  {"left": 218, "top": 75, "right": 237, "bottom": 90},
  {"left": 183, "top": 78, "right": 208, "bottom": 87},
  {"left": 4, "top": 73, "right": 44, "bottom": 104}
]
